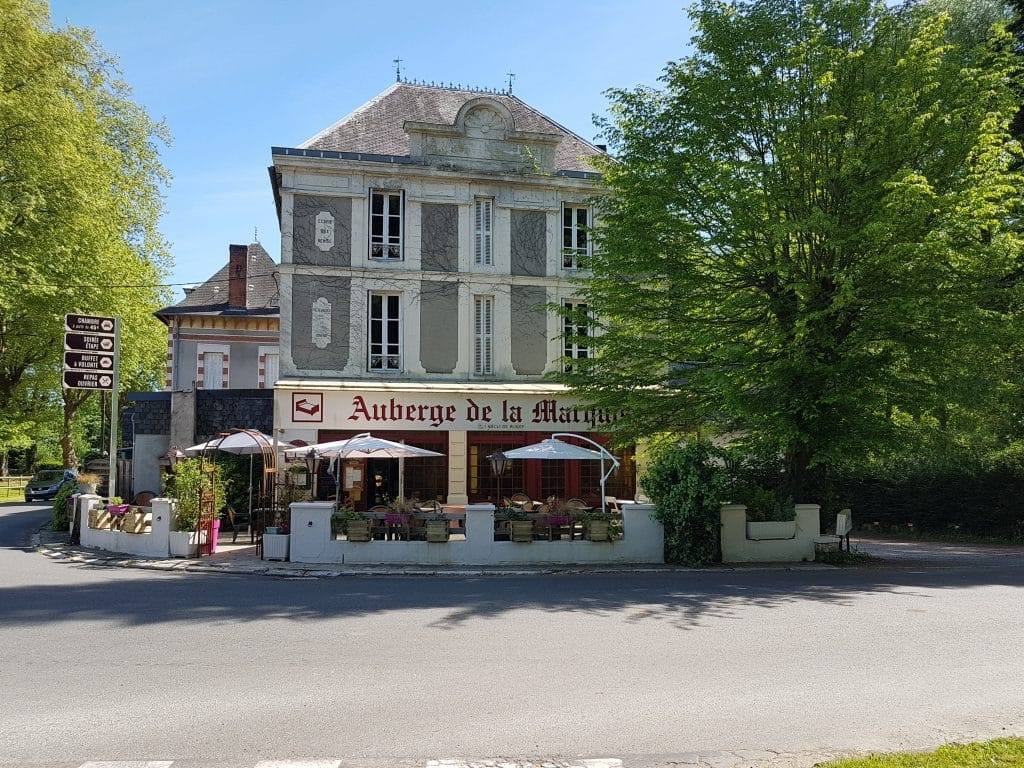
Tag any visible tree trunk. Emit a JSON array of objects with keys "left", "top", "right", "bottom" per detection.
[
  {"left": 61, "top": 400, "right": 77, "bottom": 469},
  {"left": 785, "top": 443, "right": 813, "bottom": 503},
  {"left": 60, "top": 390, "right": 92, "bottom": 469}
]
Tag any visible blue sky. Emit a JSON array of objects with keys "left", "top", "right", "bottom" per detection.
[{"left": 50, "top": 0, "right": 693, "bottom": 300}]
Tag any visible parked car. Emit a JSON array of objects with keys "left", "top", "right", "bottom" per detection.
[{"left": 24, "top": 469, "right": 78, "bottom": 502}]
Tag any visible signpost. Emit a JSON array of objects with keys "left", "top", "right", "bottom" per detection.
[{"left": 63, "top": 314, "right": 120, "bottom": 498}]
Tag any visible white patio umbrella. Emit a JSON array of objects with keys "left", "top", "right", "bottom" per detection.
[
  {"left": 284, "top": 433, "right": 443, "bottom": 501},
  {"left": 184, "top": 431, "right": 280, "bottom": 518},
  {"left": 501, "top": 433, "right": 621, "bottom": 515}
]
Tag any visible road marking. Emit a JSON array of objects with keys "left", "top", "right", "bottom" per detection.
[
  {"left": 254, "top": 762, "right": 343, "bottom": 768},
  {"left": 79, "top": 763, "right": 174, "bottom": 768}
]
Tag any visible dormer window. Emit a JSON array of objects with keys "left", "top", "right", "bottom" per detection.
[
  {"left": 562, "top": 204, "right": 590, "bottom": 269},
  {"left": 370, "top": 189, "right": 403, "bottom": 260}
]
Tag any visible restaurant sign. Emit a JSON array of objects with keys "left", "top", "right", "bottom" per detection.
[{"left": 280, "top": 390, "right": 622, "bottom": 432}]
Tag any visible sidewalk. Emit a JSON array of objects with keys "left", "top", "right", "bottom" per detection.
[{"left": 33, "top": 530, "right": 835, "bottom": 579}]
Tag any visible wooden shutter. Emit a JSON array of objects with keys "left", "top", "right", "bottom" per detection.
[
  {"left": 474, "top": 296, "right": 493, "bottom": 374},
  {"left": 474, "top": 198, "right": 492, "bottom": 265}
]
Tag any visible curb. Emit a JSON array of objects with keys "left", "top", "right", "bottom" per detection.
[{"left": 33, "top": 540, "right": 838, "bottom": 579}]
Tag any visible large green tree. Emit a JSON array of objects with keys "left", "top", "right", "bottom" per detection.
[
  {"left": 565, "top": 0, "right": 1023, "bottom": 498},
  {"left": 0, "top": 0, "right": 170, "bottom": 466}
]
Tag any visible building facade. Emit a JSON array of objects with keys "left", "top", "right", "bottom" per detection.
[
  {"left": 270, "top": 81, "right": 634, "bottom": 506},
  {"left": 124, "top": 243, "right": 280, "bottom": 497}
]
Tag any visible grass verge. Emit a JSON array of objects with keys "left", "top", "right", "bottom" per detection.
[
  {"left": 819, "top": 738, "right": 1024, "bottom": 767},
  {"left": 816, "top": 547, "right": 883, "bottom": 567}
]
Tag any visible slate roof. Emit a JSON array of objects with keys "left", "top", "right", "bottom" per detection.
[
  {"left": 298, "top": 82, "right": 605, "bottom": 173},
  {"left": 158, "top": 242, "right": 279, "bottom": 318}
]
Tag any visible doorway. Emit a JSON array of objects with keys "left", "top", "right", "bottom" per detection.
[{"left": 367, "top": 458, "right": 399, "bottom": 507}]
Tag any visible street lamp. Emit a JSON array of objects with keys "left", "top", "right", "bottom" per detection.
[
  {"left": 304, "top": 448, "right": 318, "bottom": 498},
  {"left": 487, "top": 451, "right": 508, "bottom": 505}
]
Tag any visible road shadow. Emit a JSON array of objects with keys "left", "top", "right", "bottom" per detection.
[{"left": 1, "top": 557, "right": 1021, "bottom": 631}]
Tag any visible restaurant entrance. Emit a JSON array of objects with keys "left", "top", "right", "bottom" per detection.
[{"left": 367, "top": 457, "right": 398, "bottom": 506}]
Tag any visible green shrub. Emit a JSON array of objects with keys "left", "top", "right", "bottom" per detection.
[
  {"left": 641, "top": 439, "right": 728, "bottom": 565},
  {"left": 164, "top": 458, "right": 227, "bottom": 531},
  {"left": 51, "top": 483, "right": 75, "bottom": 531}
]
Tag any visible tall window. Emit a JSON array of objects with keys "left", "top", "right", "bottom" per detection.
[
  {"left": 563, "top": 300, "right": 590, "bottom": 372},
  {"left": 562, "top": 203, "right": 590, "bottom": 269},
  {"left": 473, "top": 295, "right": 494, "bottom": 375},
  {"left": 369, "top": 189, "right": 403, "bottom": 260},
  {"left": 473, "top": 197, "right": 493, "bottom": 265},
  {"left": 368, "top": 292, "right": 401, "bottom": 371},
  {"left": 202, "top": 352, "right": 224, "bottom": 389}
]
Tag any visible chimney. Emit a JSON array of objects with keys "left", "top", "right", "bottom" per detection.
[{"left": 228, "top": 244, "right": 247, "bottom": 308}]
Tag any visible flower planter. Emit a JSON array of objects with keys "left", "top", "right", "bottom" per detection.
[
  {"left": 510, "top": 520, "right": 534, "bottom": 543},
  {"left": 424, "top": 519, "right": 450, "bottom": 543},
  {"left": 121, "top": 509, "right": 149, "bottom": 534},
  {"left": 89, "top": 507, "right": 112, "bottom": 530},
  {"left": 262, "top": 533, "right": 289, "bottom": 561},
  {"left": 346, "top": 519, "right": 371, "bottom": 542},
  {"left": 169, "top": 530, "right": 207, "bottom": 558},
  {"left": 586, "top": 520, "right": 611, "bottom": 542}
]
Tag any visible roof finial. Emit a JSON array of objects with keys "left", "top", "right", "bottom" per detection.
[
  {"left": 506, "top": 71, "right": 516, "bottom": 94},
  {"left": 254, "top": 226, "right": 259, "bottom": 243},
  {"left": 393, "top": 57, "right": 403, "bottom": 82}
]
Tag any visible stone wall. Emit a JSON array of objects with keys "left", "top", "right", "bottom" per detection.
[
  {"left": 195, "top": 389, "right": 273, "bottom": 439},
  {"left": 123, "top": 393, "right": 171, "bottom": 444}
]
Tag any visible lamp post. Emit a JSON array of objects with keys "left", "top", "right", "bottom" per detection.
[
  {"left": 487, "top": 451, "right": 508, "bottom": 506},
  {"left": 304, "top": 448, "right": 318, "bottom": 499}
]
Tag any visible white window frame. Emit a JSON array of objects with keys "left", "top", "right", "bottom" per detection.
[
  {"left": 369, "top": 189, "right": 404, "bottom": 260},
  {"left": 473, "top": 294, "right": 494, "bottom": 376},
  {"left": 473, "top": 197, "right": 494, "bottom": 266},
  {"left": 562, "top": 203, "right": 591, "bottom": 270},
  {"left": 259, "top": 345, "right": 280, "bottom": 389},
  {"left": 367, "top": 291, "right": 402, "bottom": 372},
  {"left": 196, "top": 343, "right": 230, "bottom": 389},
  {"left": 563, "top": 299, "right": 591, "bottom": 372}
]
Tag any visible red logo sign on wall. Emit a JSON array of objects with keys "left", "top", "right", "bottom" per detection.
[{"left": 292, "top": 392, "right": 323, "bottom": 422}]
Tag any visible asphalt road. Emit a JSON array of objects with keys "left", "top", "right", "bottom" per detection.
[{"left": 1, "top": 500, "right": 1022, "bottom": 766}]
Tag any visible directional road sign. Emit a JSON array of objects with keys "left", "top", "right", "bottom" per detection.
[
  {"left": 65, "top": 313, "right": 116, "bottom": 335},
  {"left": 63, "top": 351, "right": 115, "bottom": 372},
  {"left": 62, "top": 370, "right": 114, "bottom": 391},
  {"left": 64, "top": 332, "right": 116, "bottom": 353}
]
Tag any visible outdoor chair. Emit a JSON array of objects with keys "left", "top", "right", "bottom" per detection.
[
  {"left": 225, "top": 505, "right": 253, "bottom": 543},
  {"left": 132, "top": 491, "right": 156, "bottom": 507},
  {"left": 510, "top": 493, "right": 531, "bottom": 508}
]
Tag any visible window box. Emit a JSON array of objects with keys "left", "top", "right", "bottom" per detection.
[
  {"left": 425, "top": 519, "right": 450, "bottom": 543},
  {"left": 510, "top": 520, "right": 534, "bottom": 543}
]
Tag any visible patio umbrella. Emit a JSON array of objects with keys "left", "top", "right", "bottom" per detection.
[
  {"left": 184, "top": 431, "right": 280, "bottom": 519},
  {"left": 501, "top": 433, "right": 621, "bottom": 515},
  {"left": 283, "top": 433, "right": 443, "bottom": 502}
]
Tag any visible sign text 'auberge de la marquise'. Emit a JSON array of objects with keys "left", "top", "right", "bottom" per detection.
[{"left": 290, "top": 392, "right": 622, "bottom": 431}]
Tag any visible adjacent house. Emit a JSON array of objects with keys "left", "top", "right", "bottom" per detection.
[
  {"left": 123, "top": 243, "right": 280, "bottom": 497},
  {"left": 269, "top": 80, "right": 636, "bottom": 507}
]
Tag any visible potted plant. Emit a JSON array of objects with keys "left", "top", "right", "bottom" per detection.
[
  {"left": 164, "top": 459, "right": 225, "bottom": 557},
  {"left": 584, "top": 511, "right": 613, "bottom": 542},
  {"left": 77, "top": 473, "right": 100, "bottom": 494}
]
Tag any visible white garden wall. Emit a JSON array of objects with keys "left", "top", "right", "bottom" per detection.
[{"left": 289, "top": 501, "right": 664, "bottom": 565}]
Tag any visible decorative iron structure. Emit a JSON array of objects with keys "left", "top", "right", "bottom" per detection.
[{"left": 196, "top": 428, "right": 279, "bottom": 558}]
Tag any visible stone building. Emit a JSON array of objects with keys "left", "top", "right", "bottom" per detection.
[
  {"left": 270, "top": 80, "right": 636, "bottom": 507},
  {"left": 123, "top": 243, "right": 280, "bottom": 496}
]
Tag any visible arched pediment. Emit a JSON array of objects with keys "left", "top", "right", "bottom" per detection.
[{"left": 454, "top": 98, "right": 516, "bottom": 138}]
